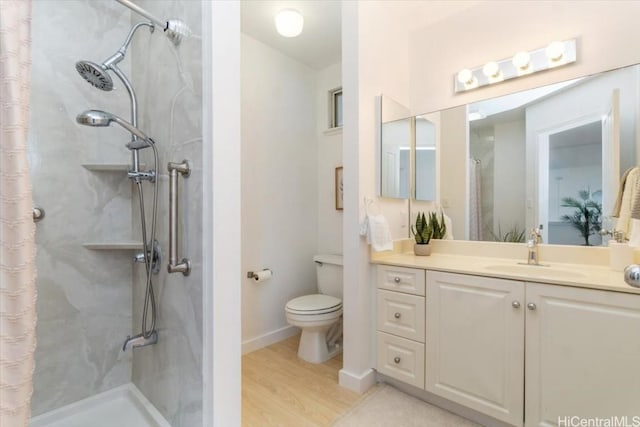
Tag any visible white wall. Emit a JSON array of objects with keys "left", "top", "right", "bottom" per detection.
[
  {"left": 409, "top": 1, "right": 640, "bottom": 115},
  {"left": 341, "top": 0, "right": 413, "bottom": 393},
  {"left": 241, "top": 34, "right": 318, "bottom": 352},
  {"left": 317, "top": 62, "right": 344, "bottom": 255}
]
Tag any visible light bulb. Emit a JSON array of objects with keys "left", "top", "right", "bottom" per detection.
[
  {"left": 512, "top": 51, "right": 531, "bottom": 70},
  {"left": 457, "top": 69, "right": 474, "bottom": 85},
  {"left": 275, "top": 9, "right": 304, "bottom": 38},
  {"left": 482, "top": 61, "right": 500, "bottom": 78},
  {"left": 546, "top": 41, "right": 565, "bottom": 62}
]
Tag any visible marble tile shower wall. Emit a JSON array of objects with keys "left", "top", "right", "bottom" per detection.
[
  {"left": 131, "top": 1, "right": 203, "bottom": 426},
  {"left": 30, "top": 1, "right": 135, "bottom": 416}
]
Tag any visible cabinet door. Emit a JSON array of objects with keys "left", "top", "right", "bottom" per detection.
[
  {"left": 525, "top": 283, "right": 640, "bottom": 427},
  {"left": 426, "top": 271, "right": 525, "bottom": 426}
]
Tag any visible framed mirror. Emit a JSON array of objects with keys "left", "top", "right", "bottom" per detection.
[{"left": 416, "top": 63, "right": 639, "bottom": 246}]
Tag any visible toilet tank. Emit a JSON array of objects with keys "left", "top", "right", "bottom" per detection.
[{"left": 314, "top": 254, "right": 343, "bottom": 299}]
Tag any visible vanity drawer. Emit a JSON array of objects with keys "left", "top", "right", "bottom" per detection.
[
  {"left": 377, "top": 265, "right": 426, "bottom": 296},
  {"left": 376, "top": 331, "right": 425, "bottom": 389},
  {"left": 377, "top": 289, "right": 425, "bottom": 342}
]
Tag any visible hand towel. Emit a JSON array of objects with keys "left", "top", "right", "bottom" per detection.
[
  {"left": 360, "top": 213, "right": 393, "bottom": 252},
  {"left": 613, "top": 167, "right": 640, "bottom": 237}
]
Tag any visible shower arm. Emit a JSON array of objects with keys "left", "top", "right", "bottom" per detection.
[{"left": 114, "top": 0, "right": 188, "bottom": 46}]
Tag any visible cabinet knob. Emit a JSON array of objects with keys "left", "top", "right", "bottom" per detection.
[
  {"left": 393, "top": 276, "right": 401, "bottom": 283},
  {"left": 527, "top": 302, "right": 537, "bottom": 310},
  {"left": 394, "top": 312, "right": 401, "bottom": 319},
  {"left": 393, "top": 356, "right": 401, "bottom": 364},
  {"left": 512, "top": 301, "right": 521, "bottom": 308}
]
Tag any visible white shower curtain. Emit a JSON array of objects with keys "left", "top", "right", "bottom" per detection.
[
  {"left": 0, "top": 1, "right": 38, "bottom": 426},
  {"left": 469, "top": 159, "right": 483, "bottom": 241}
]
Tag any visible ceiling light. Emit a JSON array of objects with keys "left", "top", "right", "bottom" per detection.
[
  {"left": 457, "top": 69, "right": 474, "bottom": 85},
  {"left": 275, "top": 9, "right": 304, "bottom": 38}
]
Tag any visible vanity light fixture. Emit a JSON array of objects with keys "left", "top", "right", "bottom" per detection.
[
  {"left": 454, "top": 39, "right": 577, "bottom": 93},
  {"left": 275, "top": 9, "right": 304, "bottom": 38}
]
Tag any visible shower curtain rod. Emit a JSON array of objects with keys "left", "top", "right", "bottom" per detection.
[{"left": 114, "top": 0, "right": 190, "bottom": 45}]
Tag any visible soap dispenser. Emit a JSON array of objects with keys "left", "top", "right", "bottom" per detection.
[{"left": 609, "top": 231, "right": 634, "bottom": 272}]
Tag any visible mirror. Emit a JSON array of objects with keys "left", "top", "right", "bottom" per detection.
[
  {"left": 417, "top": 63, "right": 639, "bottom": 246},
  {"left": 379, "top": 95, "right": 411, "bottom": 199},
  {"left": 415, "top": 115, "right": 437, "bottom": 201}
]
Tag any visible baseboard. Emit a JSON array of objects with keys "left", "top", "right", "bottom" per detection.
[
  {"left": 241, "top": 325, "right": 299, "bottom": 355},
  {"left": 339, "top": 367, "right": 377, "bottom": 394}
]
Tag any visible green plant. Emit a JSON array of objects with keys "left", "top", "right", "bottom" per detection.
[
  {"left": 560, "top": 189, "right": 602, "bottom": 246},
  {"left": 411, "top": 212, "right": 432, "bottom": 244},
  {"left": 491, "top": 223, "right": 526, "bottom": 243},
  {"left": 428, "top": 211, "right": 447, "bottom": 240}
]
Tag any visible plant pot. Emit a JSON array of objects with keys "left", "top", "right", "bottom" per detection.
[{"left": 413, "top": 243, "right": 431, "bottom": 256}]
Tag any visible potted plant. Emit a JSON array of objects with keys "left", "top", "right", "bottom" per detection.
[{"left": 412, "top": 212, "right": 433, "bottom": 256}]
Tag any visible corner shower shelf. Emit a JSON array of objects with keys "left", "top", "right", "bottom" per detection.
[
  {"left": 83, "top": 241, "right": 143, "bottom": 250},
  {"left": 82, "top": 163, "right": 145, "bottom": 172}
]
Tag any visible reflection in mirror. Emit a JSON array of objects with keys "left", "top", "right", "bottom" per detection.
[
  {"left": 465, "top": 64, "right": 639, "bottom": 245},
  {"left": 379, "top": 95, "right": 411, "bottom": 199},
  {"left": 415, "top": 115, "right": 436, "bottom": 201}
]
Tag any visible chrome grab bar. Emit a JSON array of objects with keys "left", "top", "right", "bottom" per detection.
[{"left": 167, "top": 160, "right": 191, "bottom": 276}]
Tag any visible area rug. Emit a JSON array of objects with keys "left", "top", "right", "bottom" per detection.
[{"left": 333, "top": 384, "right": 480, "bottom": 427}]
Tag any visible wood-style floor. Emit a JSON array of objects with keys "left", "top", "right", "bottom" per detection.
[{"left": 242, "top": 334, "right": 362, "bottom": 426}]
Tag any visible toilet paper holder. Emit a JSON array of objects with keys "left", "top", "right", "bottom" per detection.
[{"left": 247, "top": 269, "right": 272, "bottom": 279}]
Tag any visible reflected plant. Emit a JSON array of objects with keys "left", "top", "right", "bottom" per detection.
[
  {"left": 560, "top": 189, "right": 602, "bottom": 246},
  {"left": 491, "top": 223, "right": 526, "bottom": 243}
]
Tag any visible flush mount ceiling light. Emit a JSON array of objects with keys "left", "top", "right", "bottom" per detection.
[
  {"left": 454, "top": 39, "right": 577, "bottom": 93},
  {"left": 275, "top": 9, "right": 304, "bottom": 38}
]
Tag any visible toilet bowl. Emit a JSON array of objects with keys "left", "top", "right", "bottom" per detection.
[{"left": 285, "top": 254, "right": 343, "bottom": 363}]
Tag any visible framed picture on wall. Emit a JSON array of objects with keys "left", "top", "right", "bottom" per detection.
[{"left": 335, "top": 166, "right": 343, "bottom": 211}]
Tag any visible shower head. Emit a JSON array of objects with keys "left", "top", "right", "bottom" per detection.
[
  {"left": 75, "top": 22, "right": 153, "bottom": 91},
  {"left": 75, "top": 61, "right": 114, "bottom": 91},
  {"left": 76, "top": 109, "right": 153, "bottom": 149}
]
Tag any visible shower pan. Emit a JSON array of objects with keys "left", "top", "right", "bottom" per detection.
[{"left": 28, "top": 1, "right": 204, "bottom": 426}]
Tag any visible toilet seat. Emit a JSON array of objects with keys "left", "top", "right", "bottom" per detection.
[{"left": 285, "top": 294, "right": 342, "bottom": 315}]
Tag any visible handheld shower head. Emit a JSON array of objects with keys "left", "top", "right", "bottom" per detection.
[
  {"left": 76, "top": 61, "right": 114, "bottom": 91},
  {"left": 76, "top": 109, "right": 153, "bottom": 149}
]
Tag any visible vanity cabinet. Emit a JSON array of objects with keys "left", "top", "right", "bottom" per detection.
[
  {"left": 425, "top": 271, "right": 525, "bottom": 426},
  {"left": 376, "top": 265, "right": 425, "bottom": 388},
  {"left": 525, "top": 283, "right": 640, "bottom": 426},
  {"left": 375, "top": 265, "right": 640, "bottom": 427}
]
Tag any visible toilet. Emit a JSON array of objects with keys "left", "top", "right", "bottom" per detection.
[{"left": 285, "top": 254, "right": 343, "bottom": 363}]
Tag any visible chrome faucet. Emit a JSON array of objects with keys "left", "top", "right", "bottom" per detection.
[
  {"left": 527, "top": 225, "right": 543, "bottom": 265},
  {"left": 122, "top": 330, "right": 158, "bottom": 351}
]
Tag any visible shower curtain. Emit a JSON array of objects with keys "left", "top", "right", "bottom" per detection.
[
  {"left": 0, "top": 1, "right": 38, "bottom": 426},
  {"left": 469, "top": 159, "right": 483, "bottom": 241}
]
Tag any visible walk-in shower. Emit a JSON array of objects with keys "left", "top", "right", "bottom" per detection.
[{"left": 26, "top": 1, "right": 204, "bottom": 424}]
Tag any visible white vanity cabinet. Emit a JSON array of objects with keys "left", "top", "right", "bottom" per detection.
[
  {"left": 425, "top": 271, "right": 640, "bottom": 426},
  {"left": 376, "top": 265, "right": 426, "bottom": 388},
  {"left": 525, "top": 283, "right": 640, "bottom": 426},
  {"left": 425, "top": 271, "right": 525, "bottom": 426}
]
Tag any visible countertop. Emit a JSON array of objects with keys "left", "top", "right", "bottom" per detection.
[{"left": 371, "top": 240, "right": 640, "bottom": 295}]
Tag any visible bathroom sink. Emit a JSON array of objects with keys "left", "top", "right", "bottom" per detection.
[{"left": 484, "top": 263, "right": 587, "bottom": 279}]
